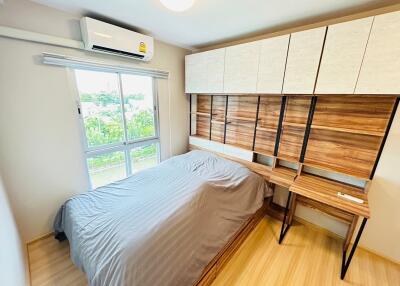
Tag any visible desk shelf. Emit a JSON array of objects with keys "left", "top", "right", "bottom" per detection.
[
  {"left": 289, "top": 173, "right": 370, "bottom": 218},
  {"left": 269, "top": 166, "right": 297, "bottom": 188}
]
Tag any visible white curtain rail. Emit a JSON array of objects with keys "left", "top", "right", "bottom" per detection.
[{"left": 42, "top": 53, "right": 169, "bottom": 79}]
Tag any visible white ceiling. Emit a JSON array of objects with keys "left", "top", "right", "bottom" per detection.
[{"left": 33, "top": 0, "right": 397, "bottom": 50}]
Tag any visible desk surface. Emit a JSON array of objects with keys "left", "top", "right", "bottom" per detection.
[{"left": 290, "top": 174, "right": 370, "bottom": 218}]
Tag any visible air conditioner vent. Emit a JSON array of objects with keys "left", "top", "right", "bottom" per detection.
[{"left": 92, "top": 45, "right": 145, "bottom": 59}]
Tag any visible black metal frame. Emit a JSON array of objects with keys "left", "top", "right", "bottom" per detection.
[
  {"left": 274, "top": 96, "right": 287, "bottom": 156},
  {"left": 209, "top": 95, "right": 214, "bottom": 140},
  {"left": 189, "top": 94, "right": 192, "bottom": 136},
  {"left": 341, "top": 217, "right": 368, "bottom": 279},
  {"left": 223, "top": 95, "right": 229, "bottom": 144},
  {"left": 299, "top": 96, "right": 318, "bottom": 162},
  {"left": 252, "top": 96, "right": 261, "bottom": 151},
  {"left": 278, "top": 190, "right": 292, "bottom": 244}
]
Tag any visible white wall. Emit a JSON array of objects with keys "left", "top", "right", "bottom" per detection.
[
  {"left": 0, "top": 174, "right": 27, "bottom": 286},
  {"left": 0, "top": 0, "right": 190, "bottom": 242}
]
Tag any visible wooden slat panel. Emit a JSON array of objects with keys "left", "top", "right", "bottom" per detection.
[
  {"left": 278, "top": 125, "right": 306, "bottom": 162},
  {"left": 197, "top": 95, "right": 212, "bottom": 113},
  {"left": 211, "top": 122, "right": 224, "bottom": 143},
  {"left": 212, "top": 95, "right": 226, "bottom": 122},
  {"left": 290, "top": 174, "right": 369, "bottom": 217},
  {"left": 254, "top": 130, "right": 276, "bottom": 157},
  {"left": 227, "top": 95, "right": 258, "bottom": 119},
  {"left": 257, "top": 96, "right": 281, "bottom": 130},
  {"left": 269, "top": 166, "right": 297, "bottom": 188},
  {"left": 312, "top": 96, "right": 396, "bottom": 135},
  {"left": 196, "top": 115, "right": 210, "bottom": 139},
  {"left": 305, "top": 129, "right": 382, "bottom": 179},
  {"left": 225, "top": 119, "right": 254, "bottom": 150},
  {"left": 283, "top": 96, "right": 312, "bottom": 125}
]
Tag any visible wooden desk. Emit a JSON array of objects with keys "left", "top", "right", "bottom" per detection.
[{"left": 278, "top": 173, "right": 370, "bottom": 280}]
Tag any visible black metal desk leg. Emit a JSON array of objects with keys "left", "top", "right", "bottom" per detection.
[
  {"left": 341, "top": 217, "right": 368, "bottom": 280},
  {"left": 279, "top": 191, "right": 292, "bottom": 244}
]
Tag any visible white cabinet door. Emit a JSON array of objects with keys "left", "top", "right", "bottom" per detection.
[
  {"left": 283, "top": 27, "right": 326, "bottom": 94},
  {"left": 185, "top": 48, "right": 225, "bottom": 93},
  {"left": 224, "top": 41, "right": 260, "bottom": 93},
  {"left": 316, "top": 18, "right": 373, "bottom": 94},
  {"left": 256, "top": 35, "right": 290, "bottom": 94},
  {"left": 356, "top": 11, "right": 400, "bottom": 94}
]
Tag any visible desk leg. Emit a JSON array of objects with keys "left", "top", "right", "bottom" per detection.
[
  {"left": 341, "top": 217, "right": 368, "bottom": 279},
  {"left": 279, "top": 191, "right": 292, "bottom": 244}
]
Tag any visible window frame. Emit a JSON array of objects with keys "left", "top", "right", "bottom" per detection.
[{"left": 68, "top": 67, "right": 161, "bottom": 189}]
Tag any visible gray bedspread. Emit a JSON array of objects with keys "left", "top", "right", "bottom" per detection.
[{"left": 54, "top": 150, "right": 266, "bottom": 286}]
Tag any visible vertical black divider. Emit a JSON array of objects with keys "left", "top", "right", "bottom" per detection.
[
  {"left": 274, "top": 96, "right": 287, "bottom": 157},
  {"left": 299, "top": 96, "right": 318, "bottom": 163},
  {"left": 189, "top": 94, "right": 192, "bottom": 136},
  {"left": 223, "top": 95, "right": 229, "bottom": 144},
  {"left": 252, "top": 96, "right": 261, "bottom": 151},
  {"left": 209, "top": 95, "right": 214, "bottom": 140}
]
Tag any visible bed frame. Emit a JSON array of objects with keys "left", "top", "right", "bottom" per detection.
[{"left": 189, "top": 144, "right": 271, "bottom": 286}]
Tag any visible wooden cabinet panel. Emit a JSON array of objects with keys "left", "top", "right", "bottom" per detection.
[
  {"left": 256, "top": 35, "right": 290, "bottom": 93},
  {"left": 316, "top": 17, "right": 373, "bottom": 94},
  {"left": 283, "top": 27, "right": 326, "bottom": 94},
  {"left": 356, "top": 11, "right": 400, "bottom": 94},
  {"left": 185, "top": 48, "right": 225, "bottom": 93},
  {"left": 224, "top": 42, "right": 260, "bottom": 93}
]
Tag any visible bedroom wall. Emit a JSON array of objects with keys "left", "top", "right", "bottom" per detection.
[
  {"left": 0, "top": 174, "right": 27, "bottom": 286},
  {"left": 0, "top": 0, "right": 190, "bottom": 242},
  {"left": 199, "top": 6, "right": 400, "bottom": 263}
]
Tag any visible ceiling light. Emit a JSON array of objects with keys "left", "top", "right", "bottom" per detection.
[{"left": 160, "top": 0, "right": 195, "bottom": 12}]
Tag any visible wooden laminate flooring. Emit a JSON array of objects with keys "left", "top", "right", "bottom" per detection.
[{"left": 28, "top": 216, "right": 400, "bottom": 286}]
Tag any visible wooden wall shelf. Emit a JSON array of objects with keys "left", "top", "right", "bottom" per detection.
[{"left": 310, "top": 125, "right": 385, "bottom": 137}]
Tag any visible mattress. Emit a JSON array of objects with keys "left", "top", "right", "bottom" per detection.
[{"left": 54, "top": 150, "right": 267, "bottom": 286}]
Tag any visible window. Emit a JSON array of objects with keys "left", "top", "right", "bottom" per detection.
[{"left": 74, "top": 69, "right": 160, "bottom": 189}]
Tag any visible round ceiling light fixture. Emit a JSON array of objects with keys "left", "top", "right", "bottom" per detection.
[{"left": 160, "top": 0, "right": 195, "bottom": 12}]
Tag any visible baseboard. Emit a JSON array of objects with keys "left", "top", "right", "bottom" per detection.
[{"left": 26, "top": 232, "right": 53, "bottom": 245}]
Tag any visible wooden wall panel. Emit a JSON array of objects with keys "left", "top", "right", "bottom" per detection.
[
  {"left": 304, "top": 129, "right": 382, "bottom": 179},
  {"left": 254, "top": 130, "right": 276, "bottom": 156},
  {"left": 212, "top": 96, "right": 226, "bottom": 122},
  {"left": 312, "top": 96, "right": 396, "bottom": 135},
  {"left": 283, "top": 96, "right": 312, "bottom": 125},
  {"left": 227, "top": 96, "right": 258, "bottom": 119},
  {"left": 211, "top": 122, "right": 224, "bottom": 143},
  {"left": 277, "top": 125, "right": 306, "bottom": 162},
  {"left": 225, "top": 120, "right": 254, "bottom": 150},
  {"left": 197, "top": 95, "right": 212, "bottom": 113},
  {"left": 196, "top": 115, "right": 210, "bottom": 139},
  {"left": 257, "top": 96, "right": 281, "bottom": 130}
]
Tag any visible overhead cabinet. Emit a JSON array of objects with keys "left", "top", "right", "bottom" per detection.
[
  {"left": 223, "top": 41, "right": 261, "bottom": 93},
  {"left": 315, "top": 17, "right": 373, "bottom": 94},
  {"left": 355, "top": 11, "right": 400, "bottom": 94},
  {"left": 185, "top": 48, "right": 225, "bottom": 93},
  {"left": 256, "top": 35, "right": 290, "bottom": 93},
  {"left": 282, "top": 27, "right": 326, "bottom": 94}
]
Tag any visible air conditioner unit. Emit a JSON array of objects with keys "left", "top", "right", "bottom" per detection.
[{"left": 80, "top": 17, "right": 154, "bottom": 62}]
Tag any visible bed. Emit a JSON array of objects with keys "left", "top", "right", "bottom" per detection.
[{"left": 54, "top": 150, "right": 268, "bottom": 286}]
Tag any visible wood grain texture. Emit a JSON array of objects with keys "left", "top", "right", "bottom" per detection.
[
  {"left": 283, "top": 27, "right": 326, "bottom": 94},
  {"left": 225, "top": 119, "right": 256, "bottom": 150},
  {"left": 312, "top": 96, "right": 396, "bottom": 135},
  {"left": 356, "top": 11, "right": 400, "bottom": 94},
  {"left": 269, "top": 166, "right": 297, "bottom": 188},
  {"left": 277, "top": 125, "right": 306, "bottom": 162},
  {"left": 304, "top": 128, "right": 382, "bottom": 179},
  {"left": 227, "top": 95, "right": 258, "bottom": 119},
  {"left": 290, "top": 173, "right": 370, "bottom": 218},
  {"left": 257, "top": 96, "right": 281, "bottom": 130},
  {"left": 254, "top": 129, "right": 276, "bottom": 157},
  {"left": 211, "top": 216, "right": 400, "bottom": 286},
  {"left": 283, "top": 96, "right": 312, "bottom": 125},
  {"left": 315, "top": 17, "right": 373, "bottom": 94},
  {"left": 256, "top": 35, "right": 290, "bottom": 93}
]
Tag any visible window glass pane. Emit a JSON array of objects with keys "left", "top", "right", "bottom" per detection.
[
  {"left": 121, "top": 74, "right": 156, "bottom": 141},
  {"left": 87, "top": 151, "right": 126, "bottom": 188},
  {"left": 75, "top": 70, "right": 124, "bottom": 148},
  {"left": 130, "top": 143, "right": 158, "bottom": 173}
]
